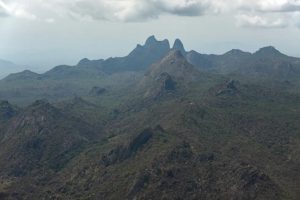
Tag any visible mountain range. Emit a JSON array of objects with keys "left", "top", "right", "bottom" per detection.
[
  {"left": 1, "top": 36, "right": 300, "bottom": 105},
  {"left": 0, "top": 36, "right": 299, "bottom": 199}
]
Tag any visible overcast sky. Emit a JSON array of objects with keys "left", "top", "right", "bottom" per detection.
[{"left": 0, "top": 0, "right": 300, "bottom": 71}]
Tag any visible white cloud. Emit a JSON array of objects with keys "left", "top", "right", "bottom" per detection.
[
  {"left": 253, "top": 0, "right": 300, "bottom": 12},
  {"left": 0, "top": 0, "right": 36, "bottom": 20},
  {"left": 236, "top": 14, "right": 288, "bottom": 28},
  {"left": 0, "top": 1, "right": 8, "bottom": 16},
  {"left": 0, "top": 0, "right": 300, "bottom": 28}
]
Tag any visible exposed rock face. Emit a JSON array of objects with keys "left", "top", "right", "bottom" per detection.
[
  {"left": 216, "top": 80, "right": 239, "bottom": 96},
  {"left": 157, "top": 72, "right": 176, "bottom": 91},
  {"left": 89, "top": 86, "right": 106, "bottom": 96},
  {"left": 172, "top": 39, "right": 186, "bottom": 55},
  {"left": 142, "top": 50, "right": 202, "bottom": 99},
  {"left": 129, "top": 128, "right": 153, "bottom": 153},
  {"left": 147, "top": 50, "right": 201, "bottom": 82},
  {"left": 0, "top": 100, "right": 17, "bottom": 120},
  {"left": 101, "top": 128, "right": 154, "bottom": 166},
  {"left": 146, "top": 72, "right": 177, "bottom": 100}
]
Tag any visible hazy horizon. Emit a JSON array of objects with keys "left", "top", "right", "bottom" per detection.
[{"left": 1, "top": 0, "right": 300, "bottom": 71}]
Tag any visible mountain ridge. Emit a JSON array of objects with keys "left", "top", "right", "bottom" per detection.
[
  {"left": 1, "top": 36, "right": 300, "bottom": 105},
  {"left": 3, "top": 36, "right": 300, "bottom": 82}
]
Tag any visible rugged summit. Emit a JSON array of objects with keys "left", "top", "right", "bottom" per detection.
[
  {"left": 141, "top": 50, "right": 202, "bottom": 99},
  {"left": 78, "top": 36, "right": 171, "bottom": 74},
  {"left": 172, "top": 39, "right": 186, "bottom": 55},
  {"left": 145, "top": 50, "right": 200, "bottom": 81}
]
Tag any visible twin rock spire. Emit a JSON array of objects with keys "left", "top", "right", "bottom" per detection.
[{"left": 144, "top": 35, "right": 186, "bottom": 55}]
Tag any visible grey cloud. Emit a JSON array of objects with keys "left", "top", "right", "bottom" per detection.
[
  {"left": 0, "top": 0, "right": 37, "bottom": 20},
  {"left": 278, "top": 2, "right": 300, "bottom": 12},
  {"left": 152, "top": 0, "right": 207, "bottom": 16},
  {"left": 64, "top": 0, "right": 208, "bottom": 22},
  {"left": 1, "top": 0, "right": 300, "bottom": 29}
]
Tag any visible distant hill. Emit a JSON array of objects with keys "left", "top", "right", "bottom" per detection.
[
  {"left": 4, "top": 36, "right": 300, "bottom": 81},
  {"left": 185, "top": 46, "right": 300, "bottom": 80},
  {"left": 3, "top": 70, "right": 41, "bottom": 81},
  {"left": 0, "top": 59, "right": 25, "bottom": 79},
  {"left": 77, "top": 36, "right": 300, "bottom": 80}
]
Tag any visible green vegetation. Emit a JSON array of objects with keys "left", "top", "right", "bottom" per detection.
[{"left": 0, "top": 38, "right": 299, "bottom": 199}]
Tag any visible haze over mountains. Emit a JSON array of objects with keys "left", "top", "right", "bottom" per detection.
[
  {"left": 3, "top": 35, "right": 300, "bottom": 80},
  {"left": 0, "top": 36, "right": 299, "bottom": 200},
  {"left": 1, "top": 35, "right": 299, "bottom": 105},
  {"left": 0, "top": 59, "right": 25, "bottom": 79}
]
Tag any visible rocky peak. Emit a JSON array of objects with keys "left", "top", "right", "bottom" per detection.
[
  {"left": 144, "top": 49, "right": 201, "bottom": 84},
  {"left": 128, "top": 36, "right": 170, "bottom": 58},
  {"left": 172, "top": 39, "right": 186, "bottom": 54},
  {"left": 143, "top": 35, "right": 170, "bottom": 48},
  {"left": 145, "top": 35, "right": 158, "bottom": 46},
  {"left": 77, "top": 58, "right": 90, "bottom": 65}
]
